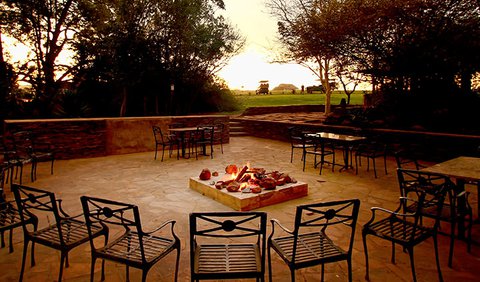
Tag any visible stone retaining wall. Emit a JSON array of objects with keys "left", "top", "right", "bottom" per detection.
[
  {"left": 233, "top": 117, "right": 480, "bottom": 162},
  {"left": 3, "top": 116, "right": 229, "bottom": 160}
]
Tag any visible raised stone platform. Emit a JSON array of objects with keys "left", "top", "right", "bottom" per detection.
[{"left": 189, "top": 177, "right": 308, "bottom": 211}]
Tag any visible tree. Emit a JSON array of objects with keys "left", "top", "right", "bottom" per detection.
[
  {"left": 267, "top": 0, "right": 353, "bottom": 114},
  {"left": 2, "top": 0, "right": 84, "bottom": 117},
  {"left": 75, "top": 0, "right": 244, "bottom": 116}
]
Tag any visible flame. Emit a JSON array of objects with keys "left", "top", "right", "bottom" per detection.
[
  {"left": 246, "top": 161, "right": 251, "bottom": 169},
  {"left": 240, "top": 182, "right": 248, "bottom": 190},
  {"left": 231, "top": 172, "right": 237, "bottom": 180}
]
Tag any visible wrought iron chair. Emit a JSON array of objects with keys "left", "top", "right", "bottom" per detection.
[
  {"left": 152, "top": 125, "right": 179, "bottom": 161},
  {"left": 397, "top": 168, "right": 472, "bottom": 268},
  {"left": 0, "top": 167, "right": 33, "bottom": 253},
  {"left": 302, "top": 133, "right": 336, "bottom": 175},
  {"left": 192, "top": 125, "right": 215, "bottom": 159},
  {"left": 189, "top": 211, "right": 267, "bottom": 282},
  {"left": 268, "top": 199, "right": 360, "bottom": 282},
  {"left": 12, "top": 130, "right": 55, "bottom": 182},
  {"left": 354, "top": 136, "right": 388, "bottom": 178},
  {"left": 12, "top": 184, "right": 106, "bottom": 282},
  {"left": 288, "top": 126, "right": 314, "bottom": 163},
  {"left": 362, "top": 180, "right": 449, "bottom": 282},
  {"left": 213, "top": 122, "right": 225, "bottom": 154},
  {"left": 3, "top": 133, "right": 34, "bottom": 184},
  {"left": 394, "top": 149, "right": 427, "bottom": 170},
  {"left": 81, "top": 196, "right": 181, "bottom": 282}
]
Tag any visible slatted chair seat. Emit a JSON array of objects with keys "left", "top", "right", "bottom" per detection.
[
  {"left": 366, "top": 216, "right": 433, "bottom": 245},
  {"left": 270, "top": 232, "right": 348, "bottom": 268},
  {"left": 99, "top": 231, "right": 177, "bottom": 266},
  {"left": 195, "top": 244, "right": 261, "bottom": 275},
  {"left": 32, "top": 219, "right": 102, "bottom": 247}
]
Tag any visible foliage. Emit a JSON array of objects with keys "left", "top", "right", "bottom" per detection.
[
  {"left": 1, "top": 0, "right": 84, "bottom": 117},
  {"left": 74, "top": 0, "right": 244, "bottom": 117}
]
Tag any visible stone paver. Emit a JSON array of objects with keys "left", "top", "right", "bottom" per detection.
[{"left": 1, "top": 136, "right": 479, "bottom": 281}]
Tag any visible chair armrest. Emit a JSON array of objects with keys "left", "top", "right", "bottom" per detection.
[
  {"left": 144, "top": 220, "right": 178, "bottom": 238},
  {"left": 56, "top": 199, "right": 72, "bottom": 218},
  {"left": 268, "top": 218, "right": 294, "bottom": 240}
]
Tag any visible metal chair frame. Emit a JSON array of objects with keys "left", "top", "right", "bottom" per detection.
[
  {"left": 189, "top": 211, "right": 267, "bottom": 282},
  {"left": 12, "top": 184, "right": 106, "bottom": 282},
  {"left": 397, "top": 168, "right": 473, "bottom": 268},
  {"left": 268, "top": 199, "right": 360, "bottom": 282},
  {"left": 153, "top": 125, "right": 179, "bottom": 161},
  {"left": 362, "top": 179, "right": 449, "bottom": 282},
  {"left": 81, "top": 196, "right": 181, "bottom": 282}
]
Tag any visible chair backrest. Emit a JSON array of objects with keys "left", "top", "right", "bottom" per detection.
[
  {"left": 152, "top": 125, "right": 165, "bottom": 143},
  {"left": 396, "top": 168, "right": 450, "bottom": 198},
  {"left": 80, "top": 196, "right": 146, "bottom": 260},
  {"left": 190, "top": 211, "right": 267, "bottom": 253},
  {"left": 12, "top": 184, "right": 64, "bottom": 239},
  {"left": 198, "top": 125, "right": 214, "bottom": 141},
  {"left": 292, "top": 199, "right": 360, "bottom": 262},
  {"left": 394, "top": 149, "right": 423, "bottom": 170}
]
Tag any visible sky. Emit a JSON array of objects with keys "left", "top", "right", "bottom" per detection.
[{"left": 217, "top": 0, "right": 320, "bottom": 90}]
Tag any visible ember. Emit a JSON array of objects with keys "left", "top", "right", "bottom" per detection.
[{"left": 199, "top": 164, "right": 297, "bottom": 194}]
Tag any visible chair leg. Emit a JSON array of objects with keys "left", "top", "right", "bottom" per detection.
[
  {"left": 290, "top": 148, "right": 294, "bottom": 163},
  {"left": 372, "top": 158, "right": 377, "bottom": 178},
  {"left": 433, "top": 235, "right": 444, "bottom": 282},
  {"left": 90, "top": 257, "right": 96, "bottom": 282},
  {"left": 174, "top": 246, "right": 180, "bottom": 282},
  {"left": 1, "top": 230, "right": 4, "bottom": 248},
  {"left": 161, "top": 145, "right": 166, "bottom": 162},
  {"left": 347, "top": 258, "right": 353, "bottom": 282},
  {"left": 448, "top": 219, "right": 456, "bottom": 268},
  {"left": 126, "top": 265, "right": 130, "bottom": 282},
  {"left": 321, "top": 263, "right": 325, "bottom": 281},
  {"left": 142, "top": 269, "right": 148, "bottom": 282},
  {"left": 154, "top": 144, "right": 158, "bottom": 160},
  {"left": 8, "top": 228, "right": 13, "bottom": 253},
  {"left": 362, "top": 232, "right": 370, "bottom": 281},
  {"left": 290, "top": 267, "right": 295, "bottom": 282},
  {"left": 59, "top": 252, "right": 66, "bottom": 282},
  {"left": 391, "top": 241, "right": 396, "bottom": 264},
  {"left": 407, "top": 247, "right": 417, "bottom": 282},
  {"left": 268, "top": 245, "right": 273, "bottom": 282},
  {"left": 20, "top": 240, "right": 28, "bottom": 282}
]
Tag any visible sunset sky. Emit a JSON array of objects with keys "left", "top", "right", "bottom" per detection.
[{"left": 218, "top": 0, "right": 320, "bottom": 90}]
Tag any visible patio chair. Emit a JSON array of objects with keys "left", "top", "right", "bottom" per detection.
[
  {"left": 302, "top": 134, "right": 336, "bottom": 175},
  {"left": 362, "top": 184, "right": 448, "bottom": 282},
  {"left": 288, "top": 126, "right": 314, "bottom": 163},
  {"left": 152, "top": 125, "right": 179, "bottom": 161},
  {"left": 189, "top": 211, "right": 267, "bottom": 282},
  {"left": 12, "top": 184, "right": 106, "bottom": 282},
  {"left": 268, "top": 199, "right": 360, "bottom": 282},
  {"left": 213, "top": 122, "right": 225, "bottom": 154},
  {"left": 397, "top": 168, "right": 473, "bottom": 268},
  {"left": 192, "top": 125, "right": 215, "bottom": 159},
  {"left": 0, "top": 167, "right": 34, "bottom": 253},
  {"left": 3, "top": 132, "right": 34, "bottom": 184},
  {"left": 354, "top": 136, "right": 388, "bottom": 178},
  {"left": 81, "top": 196, "right": 181, "bottom": 282},
  {"left": 394, "top": 149, "right": 427, "bottom": 170}
]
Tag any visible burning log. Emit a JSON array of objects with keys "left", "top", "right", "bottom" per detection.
[{"left": 235, "top": 166, "right": 249, "bottom": 182}]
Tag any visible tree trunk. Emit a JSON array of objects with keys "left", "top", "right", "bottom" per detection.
[{"left": 120, "top": 86, "right": 127, "bottom": 117}]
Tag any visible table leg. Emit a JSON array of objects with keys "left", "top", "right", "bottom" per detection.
[{"left": 456, "top": 179, "right": 467, "bottom": 239}]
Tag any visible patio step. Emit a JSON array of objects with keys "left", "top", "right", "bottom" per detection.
[{"left": 229, "top": 120, "right": 249, "bottom": 137}]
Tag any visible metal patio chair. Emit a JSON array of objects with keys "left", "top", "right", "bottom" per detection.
[
  {"left": 81, "top": 196, "right": 181, "bottom": 282},
  {"left": 189, "top": 211, "right": 267, "bottom": 282},
  {"left": 12, "top": 184, "right": 106, "bottom": 282},
  {"left": 268, "top": 199, "right": 360, "bottom": 282}
]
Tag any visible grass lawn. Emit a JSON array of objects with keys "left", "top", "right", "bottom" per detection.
[{"left": 227, "top": 90, "right": 366, "bottom": 114}]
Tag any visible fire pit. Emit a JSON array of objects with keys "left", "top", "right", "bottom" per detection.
[{"left": 189, "top": 164, "right": 308, "bottom": 211}]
